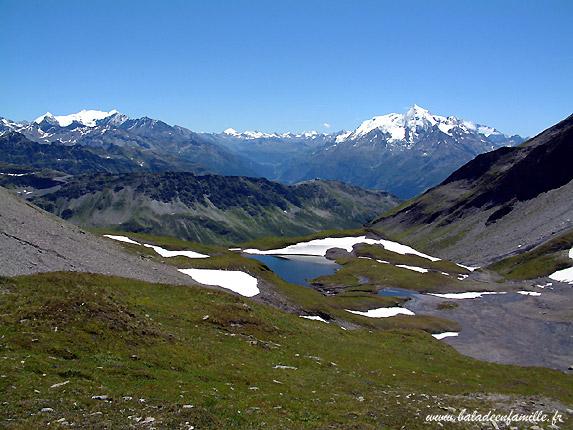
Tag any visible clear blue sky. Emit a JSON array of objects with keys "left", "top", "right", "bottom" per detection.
[{"left": 1, "top": 0, "right": 571, "bottom": 137}]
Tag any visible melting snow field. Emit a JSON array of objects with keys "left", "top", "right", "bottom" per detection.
[
  {"left": 395, "top": 264, "right": 429, "bottom": 273},
  {"left": 517, "top": 291, "right": 542, "bottom": 296},
  {"left": 457, "top": 264, "right": 480, "bottom": 272},
  {"left": 300, "top": 315, "right": 329, "bottom": 323},
  {"left": 428, "top": 292, "right": 507, "bottom": 300},
  {"left": 432, "top": 332, "right": 459, "bottom": 340},
  {"left": 143, "top": 244, "right": 209, "bottom": 259},
  {"left": 104, "top": 234, "right": 141, "bottom": 245},
  {"left": 345, "top": 307, "right": 415, "bottom": 318},
  {"left": 178, "top": 268, "right": 259, "bottom": 297},
  {"left": 104, "top": 235, "right": 209, "bottom": 258},
  {"left": 549, "top": 267, "right": 573, "bottom": 284},
  {"left": 243, "top": 235, "right": 440, "bottom": 261},
  {"left": 104, "top": 234, "right": 258, "bottom": 297},
  {"left": 549, "top": 246, "right": 573, "bottom": 284}
]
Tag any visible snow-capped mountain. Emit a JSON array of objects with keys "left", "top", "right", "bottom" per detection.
[
  {"left": 1, "top": 105, "right": 525, "bottom": 198},
  {"left": 270, "top": 105, "right": 526, "bottom": 198},
  {"left": 0, "top": 110, "right": 258, "bottom": 177},
  {"left": 221, "top": 128, "right": 325, "bottom": 140},
  {"left": 33, "top": 109, "right": 119, "bottom": 128},
  {"left": 335, "top": 104, "right": 505, "bottom": 144}
]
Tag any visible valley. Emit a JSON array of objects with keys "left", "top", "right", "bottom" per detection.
[{"left": 0, "top": 109, "right": 571, "bottom": 429}]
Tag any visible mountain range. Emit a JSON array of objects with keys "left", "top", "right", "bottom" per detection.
[
  {"left": 1, "top": 105, "right": 525, "bottom": 198},
  {"left": 1, "top": 170, "right": 401, "bottom": 246},
  {"left": 1, "top": 110, "right": 254, "bottom": 176},
  {"left": 207, "top": 105, "right": 525, "bottom": 197}
]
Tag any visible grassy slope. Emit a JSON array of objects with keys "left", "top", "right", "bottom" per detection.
[
  {"left": 0, "top": 272, "right": 571, "bottom": 429},
  {"left": 88, "top": 230, "right": 459, "bottom": 333},
  {"left": 487, "top": 231, "right": 573, "bottom": 280}
]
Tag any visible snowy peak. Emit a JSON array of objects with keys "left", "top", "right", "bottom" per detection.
[
  {"left": 223, "top": 128, "right": 239, "bottom": 136},
  {"left": 336, "top": 105, "right": 504, "bottom": 144},
  {"left": 220, "top": 129, "right": 324, "bottom": 140},
  {"left": 403, "top": 104, "right": 438, "bottom": 128},
  {"left": 33, "top": 109, "right": 119, "bottom": 128}
]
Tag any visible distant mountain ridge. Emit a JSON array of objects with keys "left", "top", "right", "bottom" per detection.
[
  {"left": 1, "top": 111, "right": 258, "bottom": 177},
  {"left": 0, "top": 132, "right": 211, "bottom": 175},
  {"left": 3, "top": 170, "right": 402, "bottom": 246},
  {"left": 204, "top": 105, "right": 525, "bottom": 197},
  {"left": 267, "top": 105, "right": 525, "bottom": 197},
  {"left": 2, "top": 106, "right": 525, "bottom": 197}
]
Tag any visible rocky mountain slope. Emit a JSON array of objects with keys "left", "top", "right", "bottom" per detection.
[
  {"left": 0, "top": 185, "right": 197, "bottom": 285},
  {"left": 4, "top": 171, "right": 401, "bottom": 245},
  {"left": 0, "top": 132, "right": 212, "bottom": 175},
  {"left": 369, "top": 114, "right": 573, "bottom": 265}
]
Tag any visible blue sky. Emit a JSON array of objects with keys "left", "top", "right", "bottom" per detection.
[{"left": 1, "top": 0, "right": 571, "bottom": 137}]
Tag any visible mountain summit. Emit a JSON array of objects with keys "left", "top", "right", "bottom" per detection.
[
  {"left": 268, "top": 105, "right": 524, "bottom": 198},
  {"left": 336, "top": 104, "right": 505, "bottom": 145},
  {"left": 34, "top": 109, "right": 119, "bottom": 128}
]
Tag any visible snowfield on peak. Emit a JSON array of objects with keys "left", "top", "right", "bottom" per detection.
[
  {"left": 221, "top": 128, "right": 324, "bottom": 140},
  {"left": 34, "top": 109, "right": 119, "bottom": 128},
  {"left": 335, "top": 104, "right": 503, "bottom": 144}
]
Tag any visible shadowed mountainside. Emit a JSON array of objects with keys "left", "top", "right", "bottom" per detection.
[
  {"left": 3, "top": 171, "right": 402, "bottom": 246},
  {"left": 0, "top": 132, "right": 212, "bottom": 175}
]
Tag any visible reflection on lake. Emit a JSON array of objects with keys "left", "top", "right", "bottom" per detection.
[{"left": 247, "top": 254, "right": 340, "bottom": 287}]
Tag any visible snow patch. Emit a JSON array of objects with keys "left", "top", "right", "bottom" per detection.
[
  {"left": 144, "top": 244, "right": 209, "bottom": 259},
  {"left": 104, "top": 235, "right": 141, "bottom": 245},
  {"left": 300, "top": 315, "right": 329, "bottom": 323},
  {"left": 456, "top": 264, "right": 479, "bottom": 271},
  {"left": 345, "top": 307, "right": 414, "bottom": 318},
  {"left": 395, "top": 264, "right": 429, "bottom": 273},
  {"left": 428, "top": 292, "right": 506, "bottom": 299},
  {"left": 517, "top": 291, "right": 542, "bottom": 296},
  {"left": 549, "top": 267, "right": 573, "bottom": 284},
  {"left": 242, "top": 235, "right": 440, "bottom": 261},
  {"left": 178, "top": 268, "right": 259, "bottom": 297},
  {"left": 437, "top": 123, "right": 454, "bottom": 136},
  {"left": 432, "top": 332, "right": 459, "bottom": 340}
]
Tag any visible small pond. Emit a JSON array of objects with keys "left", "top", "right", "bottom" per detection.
[
  {"left": 377, "top": 287, "right": 420, "bottom": 298},
  {"left": 247, "top": 254, "right": 340, "bottom": 287}
]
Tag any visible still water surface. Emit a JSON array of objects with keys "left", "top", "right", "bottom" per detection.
[{"left": 247, "top": 254, "right": 340, "bottom": 287}]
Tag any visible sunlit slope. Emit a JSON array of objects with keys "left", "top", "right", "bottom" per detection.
[{"left": 0, "top": 272, "right": 570, "bottom": 429}]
